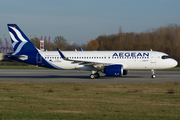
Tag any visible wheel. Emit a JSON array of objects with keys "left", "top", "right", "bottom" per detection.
[
  {"left": 90, "top": 73, "right": 100, "bottom": 79},
  {"left": 95, "top": 73, "right": 100, "bottom": 78},
  {"left": 151, "top": 74, "right": 156, "bottom": 78},
  {"left": 90, "top": 74, "right": 95, "bottom": 79}
]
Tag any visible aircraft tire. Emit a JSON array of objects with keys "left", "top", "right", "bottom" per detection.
[
  {"left": 90, "top": 74, "right": 95, "bottom": 79},
  {"left": 95, "top": 73, "right": 100, "bottom": 78},
  {"left": 151, "top": 74, "right": 156, "bottom": 78}
]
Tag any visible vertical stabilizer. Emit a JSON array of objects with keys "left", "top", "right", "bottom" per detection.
[{"left": 7, "top": 24, "right": 38, "bottom": 55}]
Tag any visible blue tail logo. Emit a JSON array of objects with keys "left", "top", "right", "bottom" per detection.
[{"left": 8, "top": 24, "right": 37, "bottom": 55}]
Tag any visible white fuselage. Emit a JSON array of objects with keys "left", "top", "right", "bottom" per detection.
[{"left": 39, "top": 51, "right": 177, "bottom": 71}]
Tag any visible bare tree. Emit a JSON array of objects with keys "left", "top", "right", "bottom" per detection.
[{"left": 53, "top": 36, "right": 68, "bottom": 50}]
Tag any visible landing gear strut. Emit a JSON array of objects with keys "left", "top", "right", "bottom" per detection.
[
  {"left": 90, "top": 71, "right": 100, "bottom": 79},
  {"left": 151, "top": 69, "right": 156, "bottom": 78}
]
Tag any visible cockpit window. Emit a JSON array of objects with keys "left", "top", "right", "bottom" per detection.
[{"left": 161, "top": 55, "right": 171, "bottom": 59}]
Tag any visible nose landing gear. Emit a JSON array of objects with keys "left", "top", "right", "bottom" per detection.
[{"left": 151, "top": 69, "right": 156, "bottom": 78}]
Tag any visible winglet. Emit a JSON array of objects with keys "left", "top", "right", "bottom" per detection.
[
  {"left": 57, "top": 48, "right": 66, "bottom": 59},
  {"left": 79, "top": 47, "right": 83, "bottom": 51}
]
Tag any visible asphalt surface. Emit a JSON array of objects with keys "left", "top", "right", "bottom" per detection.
[{"left": 0, "top": 69, "right": 179, "bottom": 84}]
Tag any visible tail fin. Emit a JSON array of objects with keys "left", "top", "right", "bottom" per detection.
[{"left": 7, "top": 24, "right": 38, "bottom": 55}]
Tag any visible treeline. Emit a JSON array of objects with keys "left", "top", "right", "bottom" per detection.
[
  {"left": 31, "top": 24, "right": 180, "bottom": 65},
  {"left": 31, "top": 36, "right": 79, "bottom": 51},
  {"left": 86, "top": 24, "right": 180, "bottom": 65}
]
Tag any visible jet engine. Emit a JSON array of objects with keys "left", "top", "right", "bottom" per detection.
[{"left": 104, "top": 65, "right": 128, "bottom": 76}]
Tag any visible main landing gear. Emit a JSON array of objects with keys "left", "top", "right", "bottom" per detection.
[
  {"left": 90, "top": 71, "right": 100, "bottom": 79},
  {"left": 151, "top": 69, "right": 156, "bottom": 78}
]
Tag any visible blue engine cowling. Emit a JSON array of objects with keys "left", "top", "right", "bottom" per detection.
[{"left": 104, "top": 65, "right": 128, "bottom": 76}]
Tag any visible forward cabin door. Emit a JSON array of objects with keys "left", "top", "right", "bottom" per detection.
[{"left": 150, "top": 53, "right": 156, "bottom": 63}]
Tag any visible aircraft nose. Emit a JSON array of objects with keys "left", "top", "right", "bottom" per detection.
[{"left": 172, "top": 59, "right": 178, "bottom": 67}]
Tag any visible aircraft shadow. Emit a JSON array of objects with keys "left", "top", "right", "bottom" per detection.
[
  {"left": 0, "top": 75, "right": 89, "bottom": 79},
  {"left": 0, "top": 75, "right": 143, "bottom": 79}
]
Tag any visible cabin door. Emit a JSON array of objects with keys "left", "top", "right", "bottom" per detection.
[
  {"left": 36, "top": 53, "right": 42, "bottom": 63},
  {"left": 150, "top": 53, "right": 156, "bottom": 63}
]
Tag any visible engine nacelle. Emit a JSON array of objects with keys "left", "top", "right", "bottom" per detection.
[
  {"left": 104, "top": 65, "right": 123, "bottom": 76},
  {"left": 104, "top": 65, "right": 128, "bottom": 76}
]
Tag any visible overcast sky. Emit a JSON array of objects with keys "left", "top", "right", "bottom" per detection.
[{"left": 0, "top": 0, "right": 179, "bottom": 45}]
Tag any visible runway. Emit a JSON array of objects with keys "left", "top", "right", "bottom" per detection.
[{"left": 0, "top": 69, "right": 179, "bottom": 84}]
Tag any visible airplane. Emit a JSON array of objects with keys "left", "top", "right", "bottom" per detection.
[{"left": 0, "top": 24, "right": 178, "bottom": 79}]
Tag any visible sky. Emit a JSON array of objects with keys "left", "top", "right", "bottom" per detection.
[{"left": 0, "top": 0, "right": 180, "bottom": 45}]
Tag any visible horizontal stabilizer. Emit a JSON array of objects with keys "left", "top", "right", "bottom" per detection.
[{"left": 5, "top": 54, "right": 28, "bottom": 60}]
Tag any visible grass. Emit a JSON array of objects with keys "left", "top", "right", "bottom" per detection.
[{"left": 0, "top": 82, "right": 180, "bottom": 120}]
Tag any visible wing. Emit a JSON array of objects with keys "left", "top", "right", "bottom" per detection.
[{"left": 57, "top": 48, "right": 127, "bottom": 68}]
